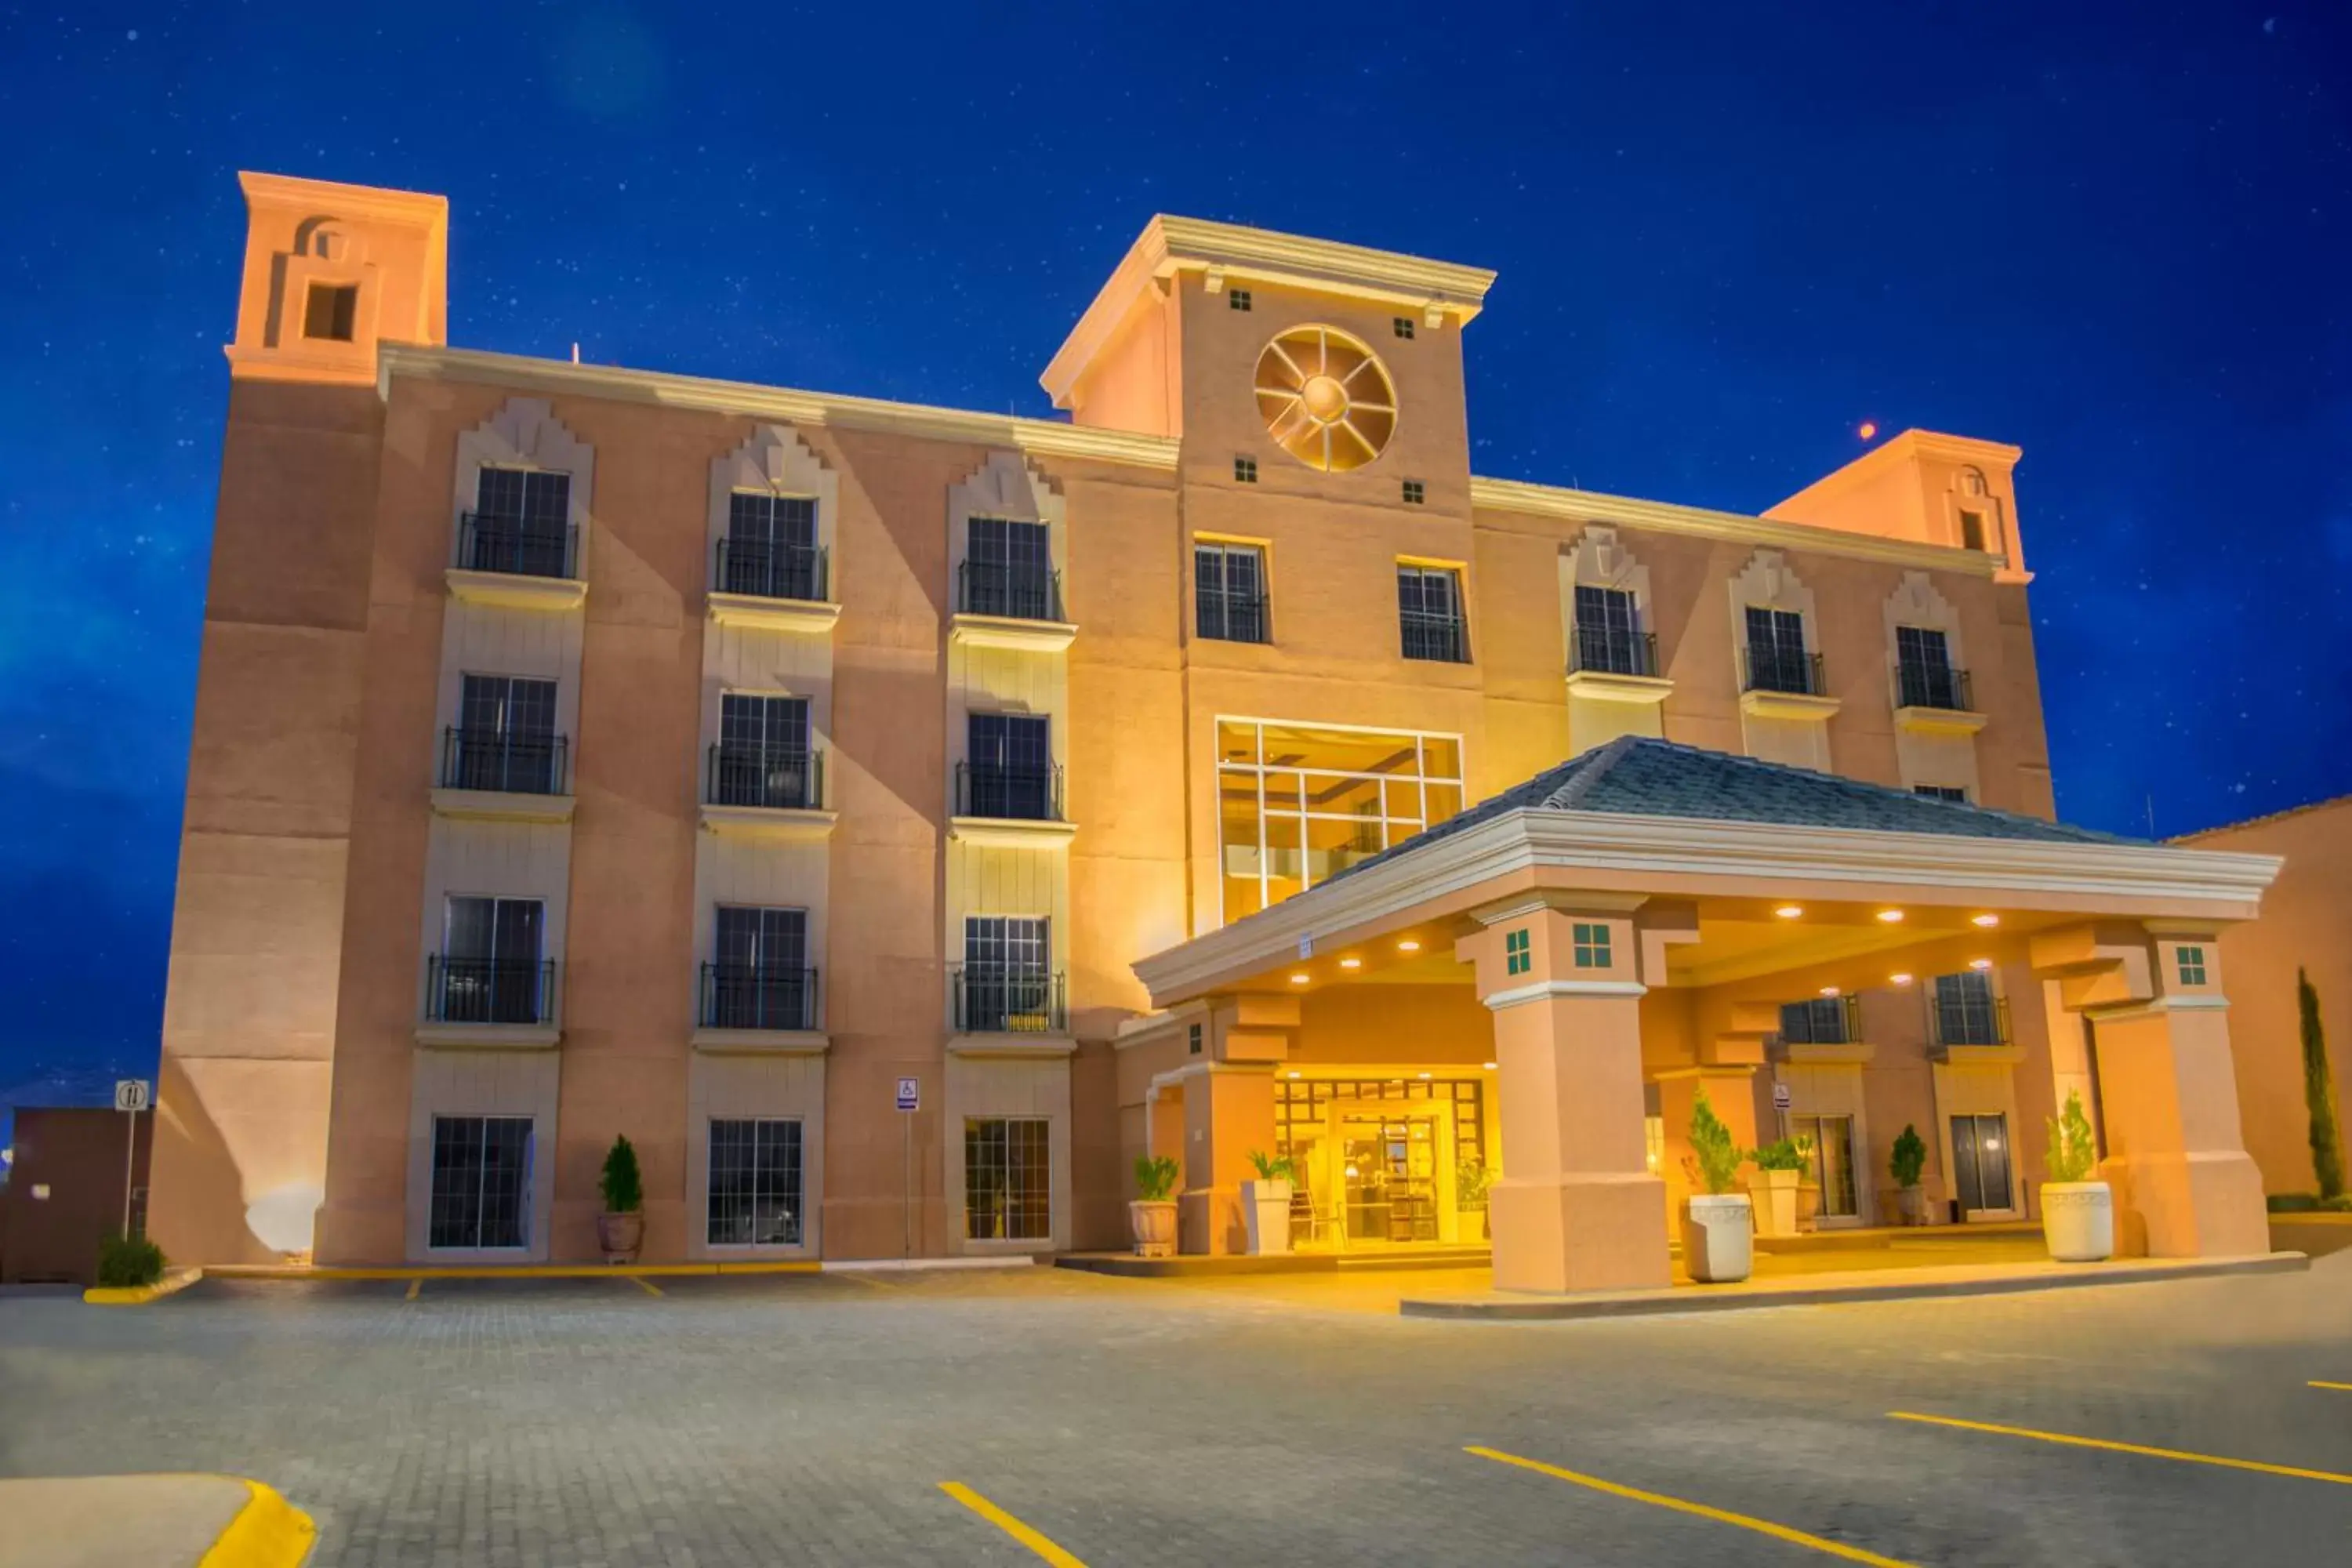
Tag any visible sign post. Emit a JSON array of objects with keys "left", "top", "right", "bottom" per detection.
[
  {"left": 114, "top": 1079, "right": 151, "bottom": 1239},
  {"left": 1770, "top": 1079, "right": 1792, "bottom": 1142},
  {"left": 896, "top": 1076, "right": 920, "bottom": 1260}
]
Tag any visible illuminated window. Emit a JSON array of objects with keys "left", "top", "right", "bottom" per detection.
[
  {"left": 1233, "top": 456, "right": 1257, "bottom": 483},
  {"left": 1504, "top": 929, "right": 1531, "bottom": 977},
  {"left": 2176, "top": 946, "right": 2208, "bottom": 986},
  {"left": 303, "top": 282, "right": 357, "bottom": 342},
  {"left": 1392, "top": 316, "right": 1416, "bottom": 339},
  {"left": 1216, "top": 720, "right": 1465, "bottom": 922},
  {"left": 1402, "top": 479, "right": 1425, "bottom": 506},
  {"left": 1228, "top": 288, "right": 1252, "bottom": 312},
  {"left": 1572, "top": 923, "right": 1610, "bottom": 970}
]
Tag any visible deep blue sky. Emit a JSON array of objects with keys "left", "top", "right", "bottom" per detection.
[{"left": 1, "top": 2, "right": 2346, "bottom": 1093}]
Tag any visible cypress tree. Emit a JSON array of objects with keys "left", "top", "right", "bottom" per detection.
[{"left": 2299, "top": 968, "right": 2347, "bottom": 1200}]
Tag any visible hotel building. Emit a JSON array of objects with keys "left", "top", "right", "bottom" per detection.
[{"left": 151, "top": 173, "right": 2283, "bottom": 1290}]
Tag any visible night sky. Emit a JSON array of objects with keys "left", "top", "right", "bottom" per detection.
[{"left": 1, "top": 3, "right": 2346, "bottom": 1096}]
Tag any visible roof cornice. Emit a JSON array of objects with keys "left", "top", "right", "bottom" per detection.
[
  {"left": 238, "top": 169, "right": 448, "bottom": 224},
  {"left": 377, "top": 344, "right": 1182, "bottom": 472},
  {"left": 1469, "top": 475, "right": 1998, "bottom": 575}
]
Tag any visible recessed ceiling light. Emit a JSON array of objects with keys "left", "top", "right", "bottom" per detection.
[
  {"left": 1972, "top": 913, "right": 2000, "bottom": 927},
  {"left": 1890, "top": 972, "right": 1914, "bottom": 985},
  {"left": 1417, "top": 1071, "right": 1432, "bottom": 1080},
  {"left": 1820, "top": 986, "right": 1841, "bottom": 997},
  {"left": 1876, "top": 909, "right": 1904, "bottom": 924},
  {"left": 1339, "top": 957, "right": 1362, "bottom": 970},
  {"left": 1969, "top": 958, "right": 1994, "bottom": 971},
  {"left": 1287, "top": 1070, "right": 1302, "bottom": 1080},
  {"left": 1289, "top": 972, "right": 1310, "bottom": 985},
  {"left": 1482, "top": 1061, "right": 1497, "bottom": 1069},
  {"left": 1775, "top": 905, "right": 1804, "bottom": 919},
  {"left": 1397, "top": 938, "right": 1421, "bottom": 953}
]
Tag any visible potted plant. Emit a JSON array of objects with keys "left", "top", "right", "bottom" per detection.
[
  {"left": 1679, "top": 1090, "right": 1753, "bottom": 1283},
  {"left": 1240, "top": 1149, "right": 1296, "bottom": 1255},
  {"left": 1890, "top": 1123, "right": 1930, "bottom": 1225},
  {"left": 1748, "top": 1138, "right": 1808, "bottom": 1239},
  {"left": 2042, "top": 1089, "right": 2113, "bottom": 1261},
  {"left": 1791, "top": 1135, "right": 1821, "bottom": 1231},
  {"left": 1130, "top": 1154, "right": 1180, "bottom": 1258},
  {"left": 1457, "top": 1159, "right": 1494, "bottom": 1241},
  {"left": 597, "top": 1134, "right": 644, "bottom": 1265}
]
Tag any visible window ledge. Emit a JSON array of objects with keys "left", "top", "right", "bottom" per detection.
[
  {"left": 947, "top": 1033, "right": 1077, "bottom": 1059},
  {"left": 949, "top": 612, "right": 1078, "bottom": 653},
  {"left": 1929, "top": 1044, "right": 2024, "bottom": 1066},
  {"left": 1564, "top": 670, "right": 1675, "bottom": 706},
  {"left": 431, "top": 786, "right": 575, "bottom": 825},
  {"left": 1895, "top": 704, "right": 1990, "bottom": 736},
  {"left": 1782, "top": 1040, "right": 1875, "bottom": 1065},
  {"left": 699, "top": 804, "right": 839, "bottom": 842},
  {"left": 445, "top": 567, "right": 588, "bottom": 612},
  {"left": 1738, "top": 688, "right": 1842, "bottom": 722},
  {"left": 413, "top": 1022, "right": 561, "bottom": 1051},
  {"left": 690, "top": 1028, "right": 829, "bottom": 1055},
  {"left": 706, "top": 592, "right": 841, "bottom": 635},
  {"left": 948, "top": 815, "right": 1076, "bottom": 849}
]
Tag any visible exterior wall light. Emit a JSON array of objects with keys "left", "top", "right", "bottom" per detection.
[
  {"left": 1876, "top": 909, "right": 1904, "bottom": 923},
  {"left": 1969, "top": 958, "right": 1994, "bottom": 971},
  {"left": 1890, "top": 972, "right": 1914, "bottom": 985},
  {"left": 1972, "top": 913, "right": 2000, "bottom": 927},
  {"left": 1775, "top": 905, "right": 1804, "bottom": 919},
  {"left": 1819, "top": 986, "right": 1841, "bottom": 997}
]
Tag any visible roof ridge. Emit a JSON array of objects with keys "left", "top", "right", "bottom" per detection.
[{"left": 2173, "top": 790, "right": 2352, "bottom": 842}]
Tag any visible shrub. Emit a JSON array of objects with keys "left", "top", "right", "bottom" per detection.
[
  {"left": 2320, "top": 1193, "right": 2352, "bottom": 1213},
  {"left": 2045, "top": 1089, "right": 2100, "bottom": 1185},
  {"left": 1246, "top": 1149, "right": 1297, "bottom": 1184},
  {"left": 2299, "top": 970, "right": 2347, "bottom": 1200},
  {"left": 598, "top": 1134, "right": 644, "bottom": 1214},
  {"left": 2267, "top": 1192, "right": 2320, "bottom": 1214},
  {"left": 1456, "top": 1160, "right": 1494, "bottom": 1209},
  {"left": 1134, "top": 1154, "right": 1180, "bottom": 1202},
  {"left": 1687, "top": 1090, "right": 1744, "bottom": 1196},
  {"left": 97, "top": 1232, "right": 165, "bottom": 1289},
  {"left": 1751, "top": 1138, "right": 1809, "bottom": 1174},
  {"left": 1890, "top": 1124, "right": 1928, "bottom": 1189}
]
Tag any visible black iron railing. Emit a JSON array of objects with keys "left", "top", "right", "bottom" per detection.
[
  {"left": 952, "top": 967, "right": 1067, "bottom": 1034},
  {"left": 714, "top": 538, "right": 828, "bottom": 603},
  {"left": 1930, "top": 992, "right": 2012, "bottom": 1050},
  {"left": 955, "top": 760, "right": 1064, "bottom": 822},
  {"left": 1570, "top": 626, "right": 1658, "bottom": 678},
  {"left": 1198, "top": 593, "right": 1270, "bottom": 644},
  {"left": 1780, "top": 994, "right": 1864, "bottom": 1046},
  {"left": 1895, "top": 661, "right": 1973, "bottom": 713},
  {"left": 1743, "top": 644, "right": 1827, "bottom": 697},
  {"left": 426, "top": 955, "right": 557, "bottom": 1026},
  {"left": 1400, "top": 607, "right": 1470, "bottom": 663},
  {"left": 706, "top": 743, "right": 823, "bottom": 811},
  {"left": 958, "top": 560, "right": 1064, "bottom": 622},
  {"left": 700, "top": 963, "right": 821, "bottom": 1032},
  {"left": 458, "top": 512, "right": 577, "bottom": 579},
  {"left": 441, "top": 728, "right": 569, "bottom": 795}
]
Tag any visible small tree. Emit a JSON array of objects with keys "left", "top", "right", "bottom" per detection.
[
  {"left": 1686, "top": 1089, "right": 1744, "bottom": 1196},
  {"left": 2299, "top": 969, "right": 2347, "bottom": 1201},
  {"left": 1247, "top": 1149, "right": 1298, "bottom": 1184},
  {"left": 598, "top": 1134, "right": 644, "bottom": 1214},
  {"left": 1134, "top": 1154, "right": 1180, "bottom": 1201},
  {"left": 1890, "top": 1123, "right": 1928, "bottom": 1190},
  {"left": 2045, "top": 1089, "right": 2099, "bottom": 1185}
]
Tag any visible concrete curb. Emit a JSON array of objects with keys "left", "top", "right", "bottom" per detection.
[
  {"left": 1056, "top": 1248, "right": 1493, "bottom": 1279},
  {"left": 1399, "top": 1250, "right": 2311, "bottom": 1320},
  {"left": 84, "top": 1267, "right": 205, "bottom": 1306},
  {"left": 203, "top": 1261, "right": 821, "bottom": 1281},
  {"left": 204, "top": 1479, "right": 318, "bottom": 1568},
  {"left": 0, "top": 1475, "right": 315, "bottom": 1568},
  {"left": 821, "top": 1256, "right": 1040, "bottom": 1272}
]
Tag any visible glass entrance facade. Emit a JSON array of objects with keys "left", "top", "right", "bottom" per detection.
[
  {"left": 1789, "top": 1113, "right": 1859, "bottom": 1219},
  {"left": 1216, "top": 720, "right": 1465, "bottom": 920},
  {"left": 1951, "top": 1113, "right": 2014, "bottom": 1214},
  {"left": 1274, "top": 1075, "right": 1491, "bottom": 1248}
]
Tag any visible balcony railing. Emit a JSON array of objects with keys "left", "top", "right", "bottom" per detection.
[
  {"left": 1742, "top": 644, "right": 1827, "bottom": 698},
  {"left": 426, "top": 955, "right": 557, "bottom": 1026},
  {"left": 1929, "top": 993, "right": 2012, "bottom": 1050},
  {"left": 458, "top": 512, "right": 578, "bottom": 580},
  {"left": 958, "top": 560, "right": 1064, "bottom": 622},
  {"left": 1779, "top": 994, "right": 1863, "bottom": 1046},
  {"left": 1895, "top": 661, "right": 1973, "bottom": 713},
  {"left": 441, "top": 728, "right": 569, "bottom": 795},
  {"left": 1400, "top": 608, "right": 1470, "bottom": 663},
  {"left": 700, "top": 963, "right": 821, "bottom": 1032},
  {"left": 955, "top": 760, "right": 1064, "bottom": 822},
  {"left": 706, "top": 743, "right": 823, "bottom": 811},
  {"left": 952, "top": 967, "right": 1067, "bottom": 1034},
  {"left": 1570, "top": 626, "right": 1658, "bottom": 678},
  {"left": 715, "top": 537, "right": 828, "bottom": 603}
]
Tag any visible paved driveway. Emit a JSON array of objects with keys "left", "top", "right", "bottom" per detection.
[{"left": 3, "top": 1242, "right": 2350, "bottom": 1565}]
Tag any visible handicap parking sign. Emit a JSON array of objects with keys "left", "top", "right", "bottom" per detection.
[{"left": 895, "top": 1076, "right": 920, "bottom": 1112}]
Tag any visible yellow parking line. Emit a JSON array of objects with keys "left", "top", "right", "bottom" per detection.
[
  {"left": 2310, "top": 1381, "right": 2352, "bottom": 1392},
  {"left": 938, "top": 1482, "right": 1087, "bottom": 1566},
  {"left": 626, "top": 1275, "right": 663, "bottom": 1298},
  {"left": 1888, "top": 1412, "right": 2352, "bottom": 1486},
  {"left": 404, "top": 1279, "right": 421, "bottom": 1302},
  {"left": 1465, "top": 1446, "right": 1913, "bottom": 1566}
]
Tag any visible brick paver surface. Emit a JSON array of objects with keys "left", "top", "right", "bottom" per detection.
[{"left": 3, "top": 1237, "right": 2350, "bottom": 1565}]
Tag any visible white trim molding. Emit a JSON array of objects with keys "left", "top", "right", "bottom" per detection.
[{"left": 1482, "top": 978, "right": 1649, "bottom": 1010}]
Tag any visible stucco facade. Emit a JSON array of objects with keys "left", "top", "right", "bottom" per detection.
[{"left": 151, "top": 175, "right": 2279, "bottom": 1281}]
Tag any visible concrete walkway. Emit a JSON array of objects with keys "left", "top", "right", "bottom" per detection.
[{"left": 0, "top": 1475, "right": 314, "bottom": 1567}]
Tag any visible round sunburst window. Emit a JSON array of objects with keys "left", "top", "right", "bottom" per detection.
[{"left": 1254, "top": 325, "right": 1397, "bottom": 473}]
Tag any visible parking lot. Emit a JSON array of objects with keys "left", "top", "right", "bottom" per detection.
[{"left": 3, "top": 1231, "right": 2350, "bottom": 1565}]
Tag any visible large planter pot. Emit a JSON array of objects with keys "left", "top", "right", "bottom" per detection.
[
  {"left": 1795, "top": 1181, "right": 1822, "bottom": 1232},
  {"left": 1128, "top": 1200, "right": 1178, "bottom": 1259},
  {"left": 1241, "top": 1178, "right": 1294, "bottom": 1255},
  {"left": 2042, "top": 1181, "right": 2114, "bottom": 1262},
  {"left": 1894, "top": 1185, "right": 1930, "bottom": 1226},
  {"left": 596, "top": 1210, "right": 643, "bottom": 1265},
  {"left": 1681, "top": 1193, "right": 1755, "bottom": 1283},
  {"left": 1748, "top": 1167, "right": 1801, "bottom": 1238}
]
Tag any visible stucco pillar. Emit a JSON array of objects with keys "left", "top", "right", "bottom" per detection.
[
  {"left": 1460, "top": 902, "right": 1670, "bottom": 1294},
  {"left": 1178, "top": 1065, "right": 1276, "bottom": 1255},
  {"left": 1653, "top": 1066, "right": 1760, "bottom": 1224}
]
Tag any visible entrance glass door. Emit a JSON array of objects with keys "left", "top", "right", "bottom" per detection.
[
  {"left": 1339, "top": 1113, "right": 1442, "bottom": 1243},
  {"left": 1790, "top": 1114, "right": 1857, "bottom": 1218},
  {"left": 1950, "top": 1113, "right": 2013, "bottom": 1214}
]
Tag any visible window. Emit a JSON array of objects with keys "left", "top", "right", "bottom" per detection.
[
  {"left": 2176, "top": 946, "right": 2208, "bottom": 986},
  {"left": 1504, "top": 928, "right": 1531, "bottom": 977},
  {"left": 712, "top": 693, "right": 814, "bottom": 809},
  {"left": 1195, "top": 543, "right": 1269, "bottom": 644},
  {"left": 1275, "top": 1076, "right": 1486, "bottom": 1171},
  {"left": 708, "top": 1119, "right": 803, "bottom": 1247},
  {"left": 1959, "top": 510, "right": 1987, "bottom": 552},
  {"left": 721, "top": 492, "right": 822, "bottom": 601},
  {"left": 963, "top": 713, "right": 1056, "bottom": 820},
  {"left": 1572, "top": 923, "right": 1610, "bottom": 970},
  {"left": 1895, "top": 626, "right": 1965, "bottom": 710},
  {"left": 959, "top": 916, "right": 1058, "bottom": 1033},
  {"left": 303, "top": 282, "right": 358, "bottom": 342},
  {"left": 1951, "top": 1113, "right": 2013, "bottom": 1214},
  {"left": 1742, "top": 605, "right": 1815, "bottom": 695},
  {"left": 1392, "top": 316, "right": 1416, "bottom": 339},
  {"left": 1572, "top": 585, "right": 1650, "bottom": 676},
  {"left": 1228, "top": 288, "right": 1252, "bottom": 312},
  {"left": 428, "top": 1115, "right": 532, "bottom": 1249},
  {"left": 1780, "top": 997, "right": 1853, "bottom": 1044},
  {"left": 965, "top": 1117, "right": 1051, "bottom": 1240},
  {"left": 435, "top": 896, "right": 546, "bottom": 1025},
  {"left": 1188, "top": 1022, "right": 1203, "bottom": 1056},
  {"left": 963, "top": 517, "right": 1058, "bottom": 619},
  {"left": 466, "top": 467, "right": 573, "bottom": 578},
  {"left": 1402, "top": 480, "right": 1425, "bottom": 506},
  {"left": 448, "top": 675, "right": 561, "bottom": 794},
  {"left": 1397, "top": 565, "right": 1469, "bottom": 662},
  {"left": 1914, "top": 784, "right": 1969, "bottom": 804},
  {"left": 1932, "top": 971, "right": 2005, "bottom": 1047},
  {"left": 706, "top": 906, "right": 811, "bottom": 1031},
  {"left": 1233, "top": 456, "right": 1258, "bottom": 483},
  {"left": 1216, "top": 720, "right": 1465, "bottom": 920}
]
